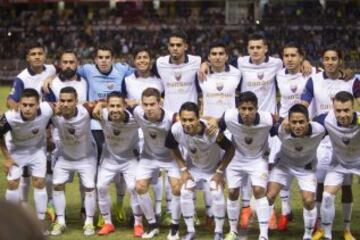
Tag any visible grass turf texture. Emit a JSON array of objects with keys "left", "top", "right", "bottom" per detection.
[{"left": 0, "top": 85, "right": 360, "bottom": 239}]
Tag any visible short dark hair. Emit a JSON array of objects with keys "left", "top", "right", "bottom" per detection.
[
  {"left": 333, "top": 91, "right": 354, "bottom": 105},
  {"left": 208, "top": 42, "right": 228, "bottom": 55},
  {"left": 168, "top": 30, "right": 188, "bottom": 43},
  {"left": 323, "top": 44, "right": 343, "bottom": 60},
  {"left": 248, "top": 33, "right": 268, "bottom": 46},
  {"left": 95, "top": 44, "right": 114, "bottom": 58},
  {"left": 288, "top": 104, "right": 309, "bottom": 121},
  {"left": 107, "top": 91, "right": 125, "bottom": 102},
  {"left": 59, "top": 49, "right": 78, "bottom": 61},
  {"left": 238, "top": 91, "right": 258, "bottom": 108},
  {"left": 25, "top": 41, "right": 45, "bottom": 56},
  {"left": 133, "top": 48, "right": 152, "bottom": 60},
  {"left": 60, "top": 86, "right": 78, "bottom": 99},
  {"left": 20, "top": 88, "right": 40, "bottom": 102},
  {"left": 283, "top": 42, "right": 305, "bottom": 57},
  {"left": 179, "top": 102, "right": 200, "bottom": 118},
  {"left": 142, "top": 87, "right": 161, "bottom": 102}
]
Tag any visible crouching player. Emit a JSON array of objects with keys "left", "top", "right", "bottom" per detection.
[
  {"left": 166, "top": 102, "right": 235, "bottom": 240},
  {"left": 50, "top": 87, "right": 97, "bottom": 236},
  {"left": 266, "top": 104, "right": 325, "bottom": 240},
  {"left": 314, "top": 91, "right": 360, "bottom": 240},
  {"left": 0, "top": 89, "right": 54, "bottom": 234},
  {"left": 94, "top": 91, "right": 143, "bottom": 237}
]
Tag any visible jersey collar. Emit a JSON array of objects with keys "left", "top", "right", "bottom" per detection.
[
  {"left": 169, "top": 54, "right": 189, "bottom": 64},
  {"left": 20, "top": 108, "right": 41, "bottom": 121},
  {"left": 143, "top": 108, "right": 165, "bottom": 122},
  {"left": 27, "top": 65, "right": 46, "bottom": 76},
  {"left": 238, "top": 112, "right": 260, "bottom": 125},
  {"left": 59, "top": 73, "right": 81, "bottom": 82},
  {"left": 96, "top": 65, "right": 113, "bottom": 76},
  {"left": 249, "top": 56, "right": 269, "bottom": 64},
  {"left": 209, "top": 64, "right": 230, "bottom": 74}
]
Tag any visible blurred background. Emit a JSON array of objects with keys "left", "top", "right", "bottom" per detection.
[{"left": 0, "top": 0, "right": 360, "bottom": 82}]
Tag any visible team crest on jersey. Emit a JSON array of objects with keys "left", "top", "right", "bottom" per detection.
[
  {"left": 295, "top": 146, "right": 303, "bottom": 151},
  {"left": 290, "top": 84, "right": 297, "bottom": 93},
  {"left": 113, "top": 129, "right": 121, "bottom": 136},
  {"left": 342, "top": 137, "right": 350, "bottom": 145},
  {"left": 257, "top": 72, "right": 264, "bottom": 80},
  {"left": 107, "top": 82, "right": 114, "bottom": 90},
  {"left": 189, "top": 146, "right": 197, "bottom": 154},
  {"left": 244, "top": 136, "right": 253, "bottom": 144},
  {"left": 67, "top": 128, "right": 76, "bottom": 135},
  {"left": 174, "top": 69, "right": 182, "bottom": 81},
  {"left": 149, "top": 130, "right": 157, "bottom": 139},
  {"left": 32, "top": 128, "right": 39, "bottom": 134},
  {"left": 216, "top": 81, "right": 224, "bottom": 91}
]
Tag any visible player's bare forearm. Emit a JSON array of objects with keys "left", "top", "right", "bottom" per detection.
[
  {"left": 0, "top": 137, "right": 11, "bottom": 160},
  {"left": 217, "top": 144, "right": 235, "bottom": 172},
  {"left": 301, "top": 100, "right": 310, "bottom": 108},
  {"left": 6, "top": 99, "right": 18, "bottom": 110},
  {"left": 92, "top": 101, "right": 107, "bottom": 120},
  {"left": 171, "top": 148, "right": 186, "bottom": 169}
]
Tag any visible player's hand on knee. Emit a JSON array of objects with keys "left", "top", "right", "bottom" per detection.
[
  {"left": 210, "top": 172, "right": 224, "bottom": 190},
  {"left": 181, "top": 170, "right": 193, "bottom": 185}
]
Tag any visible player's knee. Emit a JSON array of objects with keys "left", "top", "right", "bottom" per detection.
[
  {"left": 302, "top": 195, "right": 315, "bottom": 210},
  {"left": 32, "top": 177, "right": 45, "bottom": 189},
  {"left": 210, "top": 189, "right": 224, "bottom": 203},
  {"left": 170, "top": 182, "right": 181, "bottom": 196},
  {"left": 252, "top": 186, "right": 265, "bottom": 199},
  {"left": 322, "top": 192, "right": 335, "bottom": 208},
  {"left": 228, "top": 188, "right": 239, "bottom": 200},
  {"left": 53, "top": 184, "right": 65, "bottom": 191},
  {"left": 266, "top": 192, "right": 276, "bottom": 206},
  {"left": 97, "top": 183, "right": 108, "bottom": 195},
  {"left": 7, "top": 180, "right": 20, "bottom": 190},
  {"left": 135, "top": 181, "right": 148, "bottom": 195}
]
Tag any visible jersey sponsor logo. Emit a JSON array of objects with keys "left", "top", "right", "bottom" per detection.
[
  {"left": 295, "top": 146, "right": 303, "bottom": 151},
  {"left": 257, "top": 72, "right": 264, "bottom": 80},
  {"left": 107, "top": 82, "right": 114, "bottom": 90},
  {"left": 290, "top": 84, "right": 297, "bottom": 93},
  {"left": 67, "top": 128, "right": 76, "bottom": 135},
  {"left": 189, "top": 146, "right": 197, "bottom": 154},
  {"left": 244, "top": 136, "right": 253, "bottom": 144},
  {"left": 342, "top": 137, "right": 350, "bottom": 145},
  {"left": 32, "top": 128, "right": 39, "bottom": 134},
  {"left": 113, "top": 129, "right": 121, "bottom": 136}
]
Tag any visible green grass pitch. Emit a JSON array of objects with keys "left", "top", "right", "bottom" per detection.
[{"left": 0, "top": 85, "right": 359, "bottom": 239}]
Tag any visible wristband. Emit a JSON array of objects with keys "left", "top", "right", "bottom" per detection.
[
  {"left": 216, "top": 169, "right": 224, "bottom": 174},
  {"left": 180, "top": 167, "right": 187, "bottom": 172}
]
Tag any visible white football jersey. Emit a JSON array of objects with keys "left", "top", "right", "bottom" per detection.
[
  {"left": 156, "top": 55, "right": 201, "bottom": 112},
  {"left": 221, "top": 108, "right": 274, "bottom": 160},
  {"left": 277, "top": 122, "right": 325, "bottom": 167},
  {"left": 50, "top": 75, "right": 88, "bottom": 103},
  {"left": 237, "top": 56, "right": 282, "bottom": 113},
  {"left": 322, "top": 111, "right": 360, "bottom": 167},
  {"left": 199, "top": 65, "right": 241, "bottom": 118},
  {"left": 100, "top": 108, "right": 139, "bottom": 163},
  {"left": 168, "top": 120, "right": 222, "bottom": 173},
  {"left": 52, "top": 105, "right": 95, "bottom": 160},
  {"left": 4, "top": 102, "right": 53, "bottom": 152},
  {"left": 132, "top": 105, "right": 175, "bottom": 161},
  {"left": 123, "top": 72, "right": 164, "bottom": 101}
]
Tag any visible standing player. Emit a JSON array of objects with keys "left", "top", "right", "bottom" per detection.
[
  {"left": 197, "top": 42, "right": 241, "bottom": 118},
  {"left": 165, "top": 102, "right": 235, "bottom": 240},
  {"left": 0, "top": 89, "right": 54, "bottom": 234},
  {"left": 133, "top": 88, "right": 181, "bottom": 239},
  {"left": 50, "top": 87, "right": 97, "bottom": 236},
  {"left": 301, "top": 46, "right": 360, "bottom": 240},
  {"left": 314, "top": 92, "right": 360, "bottom": 240},
  {"left": 7, "top": 42, "right": 56, "bottom": 213},
  {"left": 93, "top": 92, "right": 144, "bottom": 237},
  {"left": 220, "top": 92, "right": 275, "bottom": 240},
  {"left": 122, "top": 48, "right": 170, "bottom": 223},
  {"left": 266, "top": 104, "right": 325, "bottom": 240}
]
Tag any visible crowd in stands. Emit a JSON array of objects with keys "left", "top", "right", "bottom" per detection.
[{"left": 0, "top": 1, "right": 359, "bottom": 69}]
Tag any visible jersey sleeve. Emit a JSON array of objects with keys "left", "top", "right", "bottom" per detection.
[
  {"left": 0, "top": 114, "right": 11, "bottom": 136},
  {"left": 352, "top": 78, "right": 360, "bottom": 98},
  {"left": 218, "top": 114, "right": 227, "bottom": 132},
  {"left": 114, "top": 63, "right": 135, "bottom": 77},
  {"left": 165, "top": 128, "right": 179, "bottom": 149},
  {"left": 77, "top": 65, "right": 87, "bottom": 79},
  {"left": 313, "top": 113, "right": 328, "bottom": 126},
  {"left": 301, "top": 78, "right": 314, "bottom": 104},
  {"left": 8, "top": 78, "right": 24, "bottom": 102},
  {"left": 43, "top": 88, "right": 57, "bottom": 102},
  {"left": 229, "top": 57, "right": 238, "bottom": 68},
  {"left": 121, "top": 79, "right": 128, "bottom": 98},
  {"left": 216, "top": 133, "right": 232, "bottom": 151},
  {"left": 195, "top": 75, "right": 202, "bottom": 97}
]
